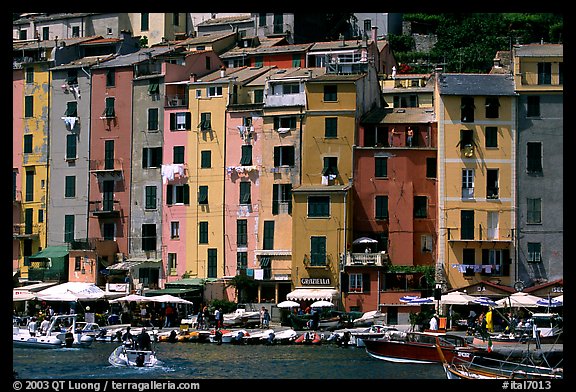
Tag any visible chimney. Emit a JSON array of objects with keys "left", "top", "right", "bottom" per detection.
[
  {"left": 220, "top": 66, "right": 226, "bottom": 78},
  {"left": 190, "top": 73, "right": 196, "bottom": 82},
  {"left": 371, "top": 26, "right": 378, "bottom": 43}
]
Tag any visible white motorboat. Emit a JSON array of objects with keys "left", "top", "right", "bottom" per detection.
[
  {"left": 242, "top": 329, "right": 275, "bottom": 345},
  {"left": 221, "top": 329, "right": 250, "bottom": 344},
  {"left": 108, "top": 344, "right": 162, "bottom": 368},
  {"left": 271, "top": 328, "right": 298, "bottom": 344},
  {"left": 13, "top": 314, "right": 93, "bottom": 348}
]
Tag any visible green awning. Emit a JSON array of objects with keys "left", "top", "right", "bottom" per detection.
[
  {"left": 29, "top": 246, "right": 69, "bottom": 259},
  {"left": 165, "top": 278, "right": 207, "bottom": 287}
]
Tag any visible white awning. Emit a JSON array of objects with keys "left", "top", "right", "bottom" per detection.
[
  {"left": 286, "top": 287, "right": 338, "bottom": 301},
  {"left": 106, "top": 261, "right": 144, "bottom": 271}
]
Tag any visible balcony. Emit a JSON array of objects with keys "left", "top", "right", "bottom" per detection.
[
  {"left": 345, "top": 252, "right": 389, "bottom": 267},
  {"left": 90, "top": 200, "right": 121, "bottom": 217},
  {"left": 447, "top": 227, "right": 514, "bottom": 242},
  {"left": 486, "top": 187, "right": 499, "bottom": 200},
  {"left": 13, "top": 223, "right": 40, "bottom": 239},
  {"left": 165, "top": 95, "right": 188, "bottom": 108},
  {"left": 89, "top": 159, "right": 123, "bottom": 177}
]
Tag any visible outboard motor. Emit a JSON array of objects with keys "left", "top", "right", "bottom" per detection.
[{"left": 64, "top": 332, "right": 74, "bottom": 347}]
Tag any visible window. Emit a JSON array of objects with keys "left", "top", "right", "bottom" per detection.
[
  {"left": 485, "top": 127, "right": 498, "bottom": 148},
  {"left": 375, "top": 157, "right": 387, "bottom": 178},
  {"left": 141, "top": 13, "right": 149, "bottom": 31},
  {"left": 240, "top": 145, "right": 252, "bottom": 165},
  {"left": 461, "top": 96, "right": 475, "bottom": 122},
  {"left": 527, "top": 142, "right": 542, "bottom": 174},
  {"left": 363, "top": 19, "right": 372, "bottom": 33},
  {"left": 254, "top": 90, "right": 264, "bottom": 103},
  {"left": 167, "top": 253, "right": 177, "bottom": 274},
  {"left": 310, "top": 236, "right": 327, "bottom": 266},
  {"left": 207, "top": 249, "right": 217, "bottom": 278},
  {"left": 171, "top": 221, "right": 180, "bottom": 239},
  {"left": 42, "top": 27, "right": 49, "bottom": 40},
  {"left": 25, "top": 96, "right": 33, "bottom": 118},
  {"left": 173, "top": 13, "right": 180, "bottom": 26},
  {"left": 145, "top": 186, "right": 157, "bottom": 209},
  {"left": 173, "top": 146, "right": 185, "bottom": 164},
  {"left": 272, "top": 184, "right": 292, "bottom": 214},
  {"left": 200, "top": 113, "right": 212, "bottom": 130},
  {"left": 527, "top": 198, "right": 542, "bottom": 224},
  {"left": 106, "top": 69, "right": 115, "bottom": 87},
  {"left": 322, "top": 157, "right": 338, "bottom": 176},
  {"left": 25, "top": 67, "right": 33, "bottom": 84},
  {"left": 25, "top": 170, "right": 34, "bottom": 202},
  {"left": 426, "top": 157, "right": 437, "bottom": 178},
  {"left": 170, "top": 112, "right": 191, "bottom": 131},
  {"left": 198, "top": 185, "right": 208, "bottom": 204},
  {"left": 485, "top": 97, "right": 500, "bottom": 118},
  {"left": 201, "top": 150, "right": 211, "bottom": 168},
  {"left": 65, "top": 101, "right": 78, "bottom": 117},
  {"left": 459, "top": 129, "right": 474, "bottom": 153},
  {"left": 462, "top": 169, "right": 474, "bottom": 199},
  {"left": 527, "top": 243, "right": 542, "bottom": 263},
  {"left": 259, "top": 13, "right": 266, "bottom": 26},
  {"left": 103, "top": 97, "right": 115, "bottom": 118},
  {"left": 104, "top": 140, "right": 115, "bottom": 169},
  {"left": 141, "top": 224, "right": 156, "bottom": 251},
  {"left": 205, "top": 56, "right": 211, "bottom": 70},
  {"left": 393, "top": 95, "right": 418, "bottom": 108},
  {"left": 308, "top": 196, "right": 330, "bottom": 217},
  {"left": 239, "top": 182, "right": 251, "bottom": 204},
  {"left": 414, "top": 196, "right": 427, "bottom": 218},
  {"left": 537, "top": 62, "right": 551, "bottom": 85},
  {"left": 461, "top": 210, "right": 474, "bottom": 240},
  {"left": 199, "top": 221, "right": 208, "bottom": 244},
  {"left": 292, "top": 55, "right": 301, "bottom": 68},
  {"left": 325, "top": 117, "right": 337, "bottom": 138},
  {"left": 102, "top": 180, "right": 115, "bottom": 211},
  {"left": 253, "top": 56, "right": 263, "bottom": 67},
  {"left": 364, "top": 126, "right": 387, "bottom": 146},
  {"left": 67, "top": 69, "right": 78, "bottom": 85},
  {"left": 421, "top": 235, "right": 433, "bottom": 253},
  {"left": 103, "top": 223, "right": 115, "bottom": 240},
  {"left": 375, "top": 196, "right": 388, "bottom": 220},
  {"left": 23, "top": 135, "right": 33, "bottom": 153},
  {"left": 273, "top": 13, "right": 283, "bottom": 34},
  {"left": 72, "top": 26, "right": 80, "bottom": 37},
  {"left": 527, "top": 96, "right": 540, "bottom": 117},
  {"left": 273, "top": 116, "right": 297, "bottom": 130},
  {"left": 65, "top": 176, "right": 76, "bottom": 198},
  {"left": 147, "top": 108, "right": 159, "bottom": 131},
  {"left": 75, "top": 256, "right": 81, "bottom": 271},
  {"left": 24, "top": 208, "right": 33, "bottom": 234},
  {"left": 282, "top": 83, "right": 300, "bottom": 94},
  {"left": 462, "top": 248, "right": 475, "bottom": 277},
  {"left": 166, "top": 184, "right": 190, "bottom": 205},
  {"left": 486, "top": 169, "right": 499, "bottom": 199},
  {"left": 273, "top": 146, "right": 295, "bottom": 166},
  {"left": 66, "top": 134, "right": 77, "bottom": 160},
  {"left": 349, "top": 273, "right": 363, "bottom": 293},
  {"left": 237, "top": 252, "right": 248, "bottom": 271},
  {"left": 482, "top": 249, "right": 508, "bottom": 276},
  {"left": 263, "top": 221, "right": 274, "bottom": 250},
  {"left": 207, "top": 86, "right": 222, "bottom": 97},
  {"left": 237, "top": 220, "right": 247, "bottom": 247},
  {"left": 323, "top": 85, "right": 337, "bottom": 102},
  {"left": 64, "top": 215, "right": 74, "bottom": 243},
  {"left": 487, "top": 211, "right": 499, "bottom": 240},
  {"left": 142, "top": 147, "right": 162, "bottom": 168}
]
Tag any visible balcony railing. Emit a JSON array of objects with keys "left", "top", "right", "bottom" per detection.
[
  {"left": 345, "top": 252, "right": 389, "bottom": 267},
  {"left": 447, "top": 227, "right": 514, "bottom": 242},
  {"left": 13, "top": 223, "right": 40, "bottom": 238},
  {"left": 165, "top": 95, "right": 188, "bottom": 108},
  {"left": 90, "top": 200, "right": 121, "bottom": 217},
  {"left": 89, "top": 159, "right": 123, "bottom": 176}
]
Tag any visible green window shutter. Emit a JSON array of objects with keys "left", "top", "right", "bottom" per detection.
[
  {"left": 169, "top": 113, "right": 176, "bottom": 130},
  {"left": 145, "top": 186, "right": 157, "bottom": 209},
  {"left": 237, "top": 219, "right": 247, "bottom": 247},
  {"left": 66, "top": 134, "right": 77, "bottom": 159},
  {"left": 285, "top": 185, "right": 292, "bottom": 214},
  {"left": 263, "top": 221, "right": 274, "bottom": 250},
  {"left": 148, "top": 80, "right": 159, "bottom": 94},
  {"left": 201, "top": 150, "right": 211, "bottom": 168},
  {"left": 240, "top": 145, "right": 252, "bottom": 165},
  {"left": 311, "top": 236, "right": 326, "bottom": 266},
  {"left": 64, "top": 215, "right": 75, "bottom": 242},
  {"left": 207, "top": 249, "right": 217, "bottom": 278},
  {"left": 375, "top": 196, "right": 388, "bottom": 219},
  {"left": 239, "top": 182, "right": 251, "bottom": 204},
  {"left": 25, "top": 96, "right": 33, "bottom": 117},
  {"left": 199, "top": 221, "right": 208, "bottom": 244},
  {"left": 198, "top": 186, "right": 208, "bottom": 204},
  {"left": 325, "top": 117, "right": 337, "bottom": 138},
  {"left": 65, "top": 176, "right": 76, "bottom": 197},
  {"left": 23, "top": 135, "right": 33, "bottom": 153},
  {"left": 148, "top": 108, "right": 159, "bottom": 130},
  {"left": 185, "top": 112, "right": 191, "bottom": 129},
  {"left": 173, "top": 146, "right": 185, "bottom": 164},
  {"left": 183, "top": 184, "right": 190, "bottom": 204},
  {"left": 375, "top": 157, "right": 387, "bottom": 177},
  {"left": 104, "top": 97, "right": 115, "bottom": 117},
  {"left": 272, "top": 184, "right": 279, "bottom": 215},
  {"left": 166, "top": 185, "right": 173, "bottom": 205}
]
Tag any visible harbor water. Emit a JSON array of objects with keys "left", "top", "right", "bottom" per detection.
[{"left": 13, "top": 340, "right": 447, "bottom": 380}]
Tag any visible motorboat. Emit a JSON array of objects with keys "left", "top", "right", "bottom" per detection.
[
  {"left": 13, "top": 314, "right": 93, "bottom": 348},
  {"left": 222, "top": 305, "right": 261, "bottom": 328},
  {"left": 108, "top": 344, "right": 162, "bottom": 368},
  {"left": 74, "top": 322, "right": 104, "bottom": 338},
  {"left": 221, "top": 329, "right": 250, "bottom": 344},
  {"left": 271, "top": 328, "right": 298, "bottom": 344},
  {"left": 294, "top": 331, "right": 322, "bottom": 345},
  {"left": 329, "top": 325, "right": 398, "bottom": 347},
  {"left": 363, "top": 330, "right": 486, "bottom": 364},
  {"left": 242, "top": 329, "right": 275, "bottom": 345},
  {"left": 351, "top": 310, "right": 387, "bottom": 327}
]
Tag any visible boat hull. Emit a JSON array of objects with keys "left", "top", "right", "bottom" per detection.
[
  {"left": 108, "top": 345, "right": 161, "bottom": 368},
  {"left": 13, "top": 334, "right": 63, "bottom": 349}
]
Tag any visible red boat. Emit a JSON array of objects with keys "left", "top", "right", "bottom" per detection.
[
  {"left": 363, "top": 330, "right": 486, "bottom": 364},
  {"left": 295, "top": 331, "right": 322, "bottom": 345}
]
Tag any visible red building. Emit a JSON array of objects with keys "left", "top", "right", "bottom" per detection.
[{"left": 343, "top": 107, "right": 438, "bottom": 325}]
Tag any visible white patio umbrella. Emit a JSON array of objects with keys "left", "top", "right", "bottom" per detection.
[
  {"left": 310, "top": 300, "right": 334, "bottom": 308},
  {"left": 37, "top": 291, "right": 80, "bottom": 302},
  {"left": 36, "top": 282, "right": 106, "bottom": 300},
  {"left": 108, "top": 294, "right": 151, "bottom": 303},
  {"left": 277, "top": 300, "right": 301, "bottom": 308},
  {"left": 13, "top": 289, "right": 36, "bottom": 301},
  {"left": 495, "top": 292, "right": 541, "bottom": 308},
  {"left": 147, "top": 294, "right": 193, "bottom": 305},
  {"left": 352, "top": 237, "right": 379, "bottom": 244},
  {"left": 439, "top": 291, "right": 477, "bottom": 305}
]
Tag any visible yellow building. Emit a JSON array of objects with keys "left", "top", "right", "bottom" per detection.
[
  {"left": 128, "top": 13, "right": 189, "bottom": 46},
  {"left": 289, "top": 70, "right": 381, "bottom": 306},
  {"left": 14, "top": 56, "right": 51, "bottom": 279},
  {"left": 435, "top": 72, "right": 517, "bottom": 291}
]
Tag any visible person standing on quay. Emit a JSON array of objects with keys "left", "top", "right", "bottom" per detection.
[{"left": 214, "top": 308, "right": 221, "bottom": 329}]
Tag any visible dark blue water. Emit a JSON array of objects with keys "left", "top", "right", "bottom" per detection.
[{"left": 13, "top": 340, "right": 447, "bottom": 380}]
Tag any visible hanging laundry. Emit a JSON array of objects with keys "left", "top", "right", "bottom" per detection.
[{"left": 61, "top": 116, "right": 77, "bottom": 130}]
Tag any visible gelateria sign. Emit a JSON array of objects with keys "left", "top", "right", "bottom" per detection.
[{"left": 300, "top": 278, "right": 331, "bottom": 286}]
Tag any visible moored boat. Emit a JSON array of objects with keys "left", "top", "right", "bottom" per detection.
[
  {"left": 363, "top": 330, "right": 486, "bottom": 364},
  {"left": 294, "top": 331, "right": 322, "bottom": 345}
]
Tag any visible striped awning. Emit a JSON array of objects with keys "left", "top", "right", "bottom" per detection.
[
  {"left": 106, "top": 261, "right": 143, "bottom": 271},
  {"left": 286, "top": 288, "right": 338, "bottom": 301}
]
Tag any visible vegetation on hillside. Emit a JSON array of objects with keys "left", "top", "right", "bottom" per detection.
[{"left": 389, "top": 13, "right": 563, "bottom": 73}]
